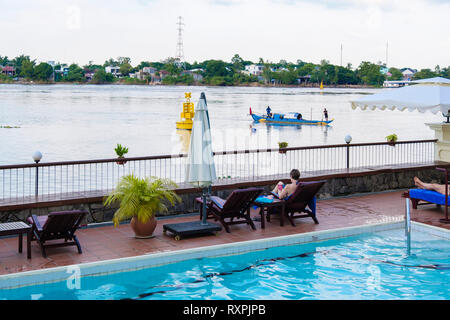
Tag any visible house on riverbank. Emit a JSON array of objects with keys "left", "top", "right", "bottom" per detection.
[
  {"left": 105, "top": 66, "right": 121, "bottom": 76},
  {"left": 1, "top": 66, "right": 16, "bottom": 77}
]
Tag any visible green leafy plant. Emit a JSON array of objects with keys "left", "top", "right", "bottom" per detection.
[
  {"left": 278, "top": 142, "right": 288, "bottom": 148},
  {"left": 385, "top": 134, "right": 398, "bottom": 143},
  {"left": 114, "top": 144, "right": 128, "bottom": 158},
  {"left": 104, "top": 175, "right": 181, "bottom": 227}
]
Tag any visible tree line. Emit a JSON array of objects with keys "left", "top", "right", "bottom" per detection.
[{"left": 1, "top": 54, "right": 449, "bottom": 86}]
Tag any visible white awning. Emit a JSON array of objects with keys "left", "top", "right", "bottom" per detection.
[{"left": 351, "top": 77, "right": 450, "bottom": 115}]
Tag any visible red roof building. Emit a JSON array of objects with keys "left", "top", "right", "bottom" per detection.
[{"left": 1, "top": 66, "right": 16, "bottom": 76}]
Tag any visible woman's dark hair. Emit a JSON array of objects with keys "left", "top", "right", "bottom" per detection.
[{"left": 290, "top": 169, "right": 300, "bottom": 180}]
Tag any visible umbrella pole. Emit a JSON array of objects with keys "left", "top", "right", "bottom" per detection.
[{"left": 201, "top": 187, "right": 208, "bottom": 225}]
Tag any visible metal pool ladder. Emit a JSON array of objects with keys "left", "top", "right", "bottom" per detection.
[{"left": 405, "top": 198, "right": 411, "bottom": 255}]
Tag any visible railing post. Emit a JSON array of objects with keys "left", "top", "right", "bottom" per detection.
[
  {"left": 35, "top": 165, "right": 39, "bottom": 197},
  {"left": 345, "top": 135, "right": 352, "bottom": 169},
  {"left": 32, "top": 151, "right": 42, "bottom": 198},
  {"left": 346, "top": 145, "right": 350, "bottom": 169}
]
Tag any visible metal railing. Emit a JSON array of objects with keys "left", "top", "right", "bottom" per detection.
[
  {"left": 0, "top": 139, "right": 437, "bottom": 201},
  {"left": 405, "top": 198, "right": 412, "bottom": 255}
]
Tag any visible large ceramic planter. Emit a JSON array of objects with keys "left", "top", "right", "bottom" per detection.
[{"left": 130, "top": 216, "right": 157, "bottom": 239}]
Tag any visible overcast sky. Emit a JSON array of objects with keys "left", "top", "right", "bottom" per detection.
[{"left": 1, "top": 0, "right": 449, "bottom": 69}]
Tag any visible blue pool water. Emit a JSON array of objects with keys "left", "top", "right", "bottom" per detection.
[{"left": 1, "top": 229, "right": 449, "bottom": 300}]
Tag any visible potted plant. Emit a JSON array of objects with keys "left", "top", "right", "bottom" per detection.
[
  {"left": 278, "top": 141, "right": 288, "bottom": 154},
  {"left": 104, "top": 175, "right": 181, "bottom": 239},
  {"left": 386, "top": 134, "right": 398, "bottom": 146},
  {"left": 115, "top": 144, "right": 128, "bottom": 165}
]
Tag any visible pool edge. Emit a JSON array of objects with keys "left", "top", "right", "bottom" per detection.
[{"left": 2, "top": 219, "right": 446, "bottom": 290}]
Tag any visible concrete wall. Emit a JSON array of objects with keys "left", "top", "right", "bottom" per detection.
[{"left": 0, "top": 168, "right": 444, "bottom": 224}]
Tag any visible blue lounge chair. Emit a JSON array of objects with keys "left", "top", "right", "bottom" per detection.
[{"left": 404, "top": 167, "right": 450, "bottom": 223}]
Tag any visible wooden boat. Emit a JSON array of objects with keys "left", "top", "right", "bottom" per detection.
[{"left": 250, "top": 111, "right": 333, "bottom": 126}]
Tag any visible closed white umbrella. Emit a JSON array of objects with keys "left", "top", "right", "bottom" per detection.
[
  {"left": 162, "top": 92, "right": 221, "bottom": 238},
  {"left": 186, "top": 92, "right": 217, "bottom": 189},
  {"left": 186, "top": 92, "right": 218, "bottom": 227},
  {"left": 351, "top": 77, "right": 450, "bottom": 117}
]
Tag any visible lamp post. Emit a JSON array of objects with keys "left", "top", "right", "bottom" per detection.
[
  {"left": 32, "top": 151, "right": 42, "bottom": 197},
  {"left": 344, "top": 135, "right": 352, "bottom": 169}
]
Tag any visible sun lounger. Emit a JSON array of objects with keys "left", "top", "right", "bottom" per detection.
[
  {"left": 403, "top": 167, "right": 450, "bottom": 223},
  {"left": 195, "top": 187, "right": 264, "bottom": 233},
  {"left": 27, "top": 210, "right": 87, "bottom": 258},
  {"left": 268, "top": 180, "right": 326, "bottom": 226}
]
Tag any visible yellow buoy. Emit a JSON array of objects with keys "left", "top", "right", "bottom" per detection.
[
  {"left": 320, "top": 81, "right": 324, "bottom": 90},
  {"left": 176, "top": 92, "right": 195, "bottom": 130}
]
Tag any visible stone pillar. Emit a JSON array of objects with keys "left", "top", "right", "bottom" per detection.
[{"left": 426, "top": 122, "right": 450, "bottom": 162}]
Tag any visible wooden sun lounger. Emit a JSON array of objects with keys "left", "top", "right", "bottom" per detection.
[
  {"left": 403, "top": 167, "right": 450, "bottom": 223},
  {"left": 27, "top": 210, "right": 87, "bottom": 258},
  {"left": 196, "top": 187, "right": 264, "bottom": 233},
  {"left": 268, "top": 180, "right": 326, "bottom": 226}
]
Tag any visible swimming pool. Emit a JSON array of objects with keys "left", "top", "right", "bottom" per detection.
[{"left": 1, "top": 221, "right": 449, "bottom": 300}]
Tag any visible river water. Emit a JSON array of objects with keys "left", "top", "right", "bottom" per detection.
[{"left": 0, "top": 84, "right": 440, "bottom": 165}]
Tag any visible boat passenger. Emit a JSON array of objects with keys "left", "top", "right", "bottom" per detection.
[
  {"left": 323, "top": 108, "right": 329, "bottom": 121},
  {"left": 266, "top": 106, "right": 272, "bottom": 117},
  {"left": 271, "top": 169, "right": 301, "bottom": 199},
  {"left": 297, "top": 113, "right": 303, "bottom": 120}
]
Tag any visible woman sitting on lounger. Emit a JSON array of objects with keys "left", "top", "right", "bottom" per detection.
[
  {"left": 414, "top": 176, "right": 449, "bottom": 195},
  {"left": 272, "top": 169, "right": 301, "bottom": 199}
]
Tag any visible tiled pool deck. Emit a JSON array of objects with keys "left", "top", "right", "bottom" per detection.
[{"left": 1, "top": 190, "right": 449, "bottom": 276}]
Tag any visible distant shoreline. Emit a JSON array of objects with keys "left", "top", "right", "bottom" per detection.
[{"left": 0, "top": 80, "right": 377, "bottom": 89}]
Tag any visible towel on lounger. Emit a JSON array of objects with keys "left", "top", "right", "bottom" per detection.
[
  {"left": 409, "top": 188, "right": 450, "bottom": 205},
  {"left": 254, "top": 195, "right": 274, "bottom": 204}
]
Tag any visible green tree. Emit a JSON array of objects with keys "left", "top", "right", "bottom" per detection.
[
  {"left": 0, "top": 56, "right": 9, "bottom": 66},
  {"left": 12, "top": 55, "right": 32, "bottom": 75},
  {"left": 335, "top": 66, "right": 358, "bottom": 84},
  {"left": 441, "top": 66, "right": 450, "bottom": 79},
  {"left": 435, "top": 65, "right": 441, "bottom": 75},
  {"left": 297, "top": 63, "right": 315, "bottom": 77},
  {"left": 278, "top": 59, "right": 288, "bottom": 68},
  {"left": 231, "top": 54, "right": 244, "bottom": 71},
  {"left": 136, "top": 61, "right": 151, "bottom": 70},
  {"left": 356, "top": 61, "right": 385, "bottom": 86},
  {"left": 20, "top": 59, "right": 35, "bottom": 79},
  {"left": 66, "top": 64, "right": 85, "bottom": 82},
  {"left": 117, "top": 57, "right": 131, "bottom": 65},
  {"left": 204, "top": 60, "right": 231, "bottom": 78},
  {"left": 388, "top": 67, "right": 403, "bottom": 80},
  {"left": 83, "top": 62, "right": 103, "bottom": 72},
  {"left": 278, "top": 70, "right": 298, "bottom": 84},
  {"left": 91, "top": 69, "right": 115, "bottom": 84},
  {"left": 262, "top": 64, "right": 273, "bottom": 84},
  {"left": 164, "top": 62, "right": 181, "bottom": 76},
  {"left": 119, "top": 63, "right": 133, "bottom": 76},
  {"left": 103, "top": 58, "right": 119, "bottom": 67},
  {"left": 209, "top": 76, "right": 226, "bottom": 86},
  {"left": 34, "top": 62, "right": 53, "bottom": 81},
  {"left": 412, "top": 68, "right": 438, "bottom": 80}
]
